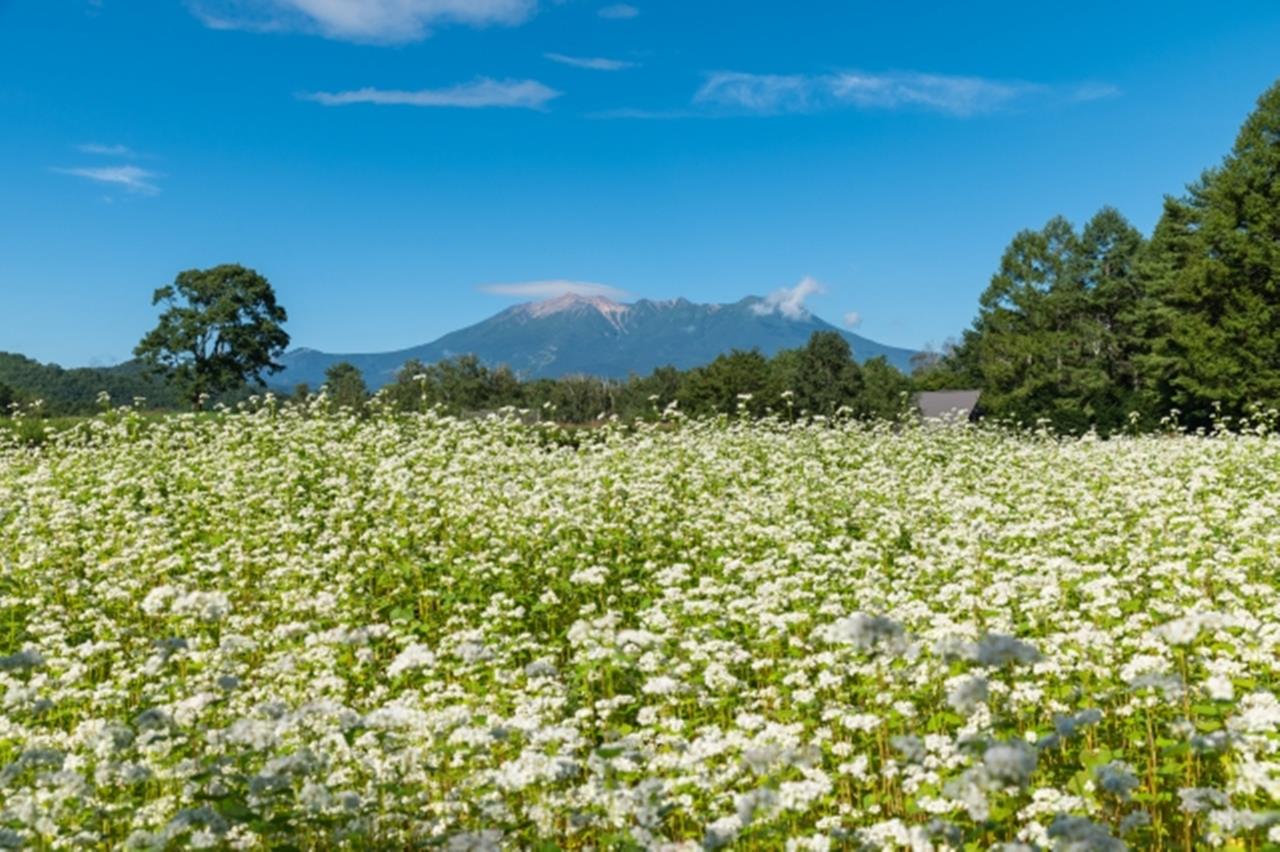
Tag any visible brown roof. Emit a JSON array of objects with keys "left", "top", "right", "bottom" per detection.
[{"left": 914, "top": 390, "right": 982, "bottom": 421}]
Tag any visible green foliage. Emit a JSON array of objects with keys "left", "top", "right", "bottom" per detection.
[
  {"left": 381, "top": 356, "right": 532, "bottom": 415},
  {"left": 0, "top": 415, "right": 94, "bottom": 447},
  {"left": 0, "top": 380, "right": 14, "bottom": 416},
  {"left": 856, "top": 356, "right": 912, "bottom": 420},
  {"left": 135, "top": 264, "right": 290, "bottom": 409},
  {"left": 1138, "top": 80, "right": 1280, "bottom": 427},
  {"left": 0, "top": 352, "right": 188, "bottom": 415},
  {"left": 677, "top": 349, "right": 776, "bottom": 417},
  {"left": 793, "top": 331, "right": 864, "bottom": 415},
  {"left": 949, "top": 212, "right": 1147, "bottom": 433},
  {"left": 373, "top": 332, "right": 912, "bottom": 423},
  {"left": 932, "top": 77, "right": 1280, "bottom": 433},
  {"left": 542, "top": 374, "right": 618, "bottom": 422},
  {"left": 322, "top": 362, "right": 369, "bottom": 412}
]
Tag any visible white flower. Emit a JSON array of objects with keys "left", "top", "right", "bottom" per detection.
[
  {"left": 1160, "top": 616, "right": 1202, "bottom": 646},
  {"left": 387, "top": 642, "right": 436, "bottom": 678},
  {"left": 971, "top": 634, "right": 1040, "bottom": 667},
  {"left": 947, "top": 675, "right": 988, "bottom": 715},
  {"left": 170, "top": 590, "right": 232, "bottom": 622},
  {"left": 569, "top": 565, "right": 609, "bottom": 586},
  {"left": 703, "top": 662, "right": 739, "bottom": 692},
  {"left": 827, "top": 612, "right": 907, "bottom": 655},
  {"left": 140, "top": 586, "right": 176, "bottom": 616},
  {"left": 1206, "top": 674, "right": 1235, "bottom": 702},
  {"left": 642, "top": 675, "right": 681, "bottom": 696},
  {"left": 1095, "top": 761, "right": 1139, "bottom": 800},
  {"left": 982, "top": 740, "right": 1038, "bottom": 788}
]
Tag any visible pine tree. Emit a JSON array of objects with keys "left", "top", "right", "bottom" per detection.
[
  {"left": 1147, "top": 80, "right": 1280, "bottom": 425},
  {"left": 1068, "top": 208, "right": 1146, "bottom": 431},
  {"left": 961, "top": 216, "right": 1079, "bottom": 427}
]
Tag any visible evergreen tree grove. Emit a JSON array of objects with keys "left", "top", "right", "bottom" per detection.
[
  {"left": 1141, "top": 80, "right": 1280, "bottom": 426},
  {"left": 935, "top": 78, "right": 1280, "bottom": 433}
]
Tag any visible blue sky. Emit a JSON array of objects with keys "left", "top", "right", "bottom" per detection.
[{"left": 3, "top": 1, "right": 1280, "bottom": 366}]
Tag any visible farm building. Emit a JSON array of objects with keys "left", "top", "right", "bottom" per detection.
[{"left": 914, "top": 389, "right": 982, "bottom": 422}]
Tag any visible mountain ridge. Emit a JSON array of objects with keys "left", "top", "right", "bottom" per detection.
[{"left": 274, "top": 294, "right": 919, "bottom": 390}]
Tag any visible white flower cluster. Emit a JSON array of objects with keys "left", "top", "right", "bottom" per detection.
[{"left": 0, "top": 408, "right": 1278, "bottom": 848}]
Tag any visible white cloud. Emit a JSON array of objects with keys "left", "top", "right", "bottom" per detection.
[
  {"left": 696, "top": 70, "right": 1051, "bottom": 117},
  {"left": 752, "top": 276, "right": 824, "bottom": 320},
  {"left": 1069, "top": 82, "right": 1122, "bottom": 103},
  {"left": 830, "top": 71, "right": 1038, "bottom": 115},
  {"left": 78, "top": 142, "right": 135, "bottom": 157},
  {"left": 842, "top": 311, "right": 862, "bottom": 329},
  {"left": 597, "top": 3, "right": 637, "bottom": 18},
  {"left": 544, "top": 52, "right": 636, "bottom": 71},
  {"left": 590, "top": 107, "right": 693, "bottom": 120},
  {"left": 694, "top": 73, "right": 813, "bottom": 114},
  {"left": 303, "top": 78, "right": 561, "bottom": 110},
  {"left": 189, "top": 0, "right": 535, "bottom": 44},
  {"left": 53, "top": 165, "right": 160, "bottom": 194},
  {"left": 479, "top": 280, "right": 631, "bottom": 300}
]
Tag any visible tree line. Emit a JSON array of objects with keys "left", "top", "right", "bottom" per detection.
[
  {"left": 308, "top": 331, "right": 913, "bottom": 423},
  {"left": 917, "top": 78, "right": 1280, "bottom": 432},
  {"left": 0, "top": 352, "right": 199, "bottom": 416}
]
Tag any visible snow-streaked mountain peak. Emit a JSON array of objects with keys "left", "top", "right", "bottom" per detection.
[{"left": 518, "top": 293, "right": 632, "bottom": 331}]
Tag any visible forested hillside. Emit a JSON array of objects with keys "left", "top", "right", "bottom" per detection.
[
  {"left": 0, "top": 354, "right": 256, "bottom": 415},
  {"left": 0, "top": 353, "right": 182, "bottom": 414}
]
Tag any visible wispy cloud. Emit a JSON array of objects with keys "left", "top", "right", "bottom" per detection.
[
  {"left": 597, "top": 3, "right": 638, "bottom": 19},
  {"left": 752, "top": 276, "right": 824, "bottom": 320},
  {"left": 695, "top": 73, "right": 815, "bottom": 114},
  {"left": 544, "top": 52, "right": 636, "bottom": 72},
  {"left": 189, "top": 0, "right": 535, "bottom": 44},
  {"left": 479, "top": 280, "right": 632, "bottom": 300},
  {"left": 78, "top": 142, "right": 135, "bottom": 157},
  {"left": 842, "top": 311, "right": 862, "bottom": 329},
  {"left": 590, "top": 107, "right": 694, "bottom": 120},
  {"left": 53, "top": 165, "right": 161, "bottom": 194},
  {"left": 303, "top": 78, "right": 561, "bottom": 110},
  {"left": 696, "top": 70, "right": 1043, "bottom": 117},
  {"left": 1069, "top": 82, "right": 1122, "bottom": 103}
]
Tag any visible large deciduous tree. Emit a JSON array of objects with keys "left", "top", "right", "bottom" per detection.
[
  {"left": 135, "top": 265, "right": 289, "bottom": 409},
  {"left": 678, "top": 349, "right": 775, "bottom": 416},
  {"left": 952, "top": 210, "right": 1146, "bottom": 433},
  {"left": 856, "top": 356, "right": 912, "bottom": 420},
  {"left": 793, "top": 331, "right": 863, "bottom": 415}
]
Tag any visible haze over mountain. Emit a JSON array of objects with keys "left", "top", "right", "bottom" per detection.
[{"left": 275, "top": 293, "right": 919, "bottom": 390}]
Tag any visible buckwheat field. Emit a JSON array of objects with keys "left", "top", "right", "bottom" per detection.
[{"left": 2, "top": 407, "right": 1279, "bottom": 850}]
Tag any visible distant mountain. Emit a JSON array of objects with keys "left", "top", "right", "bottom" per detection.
[{"left": 275, "top": 294, "right": 920, "bottom": 389}]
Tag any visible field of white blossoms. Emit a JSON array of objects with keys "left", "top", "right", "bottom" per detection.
[{"left": 2, "top": 406, "right": 1279, "bottom": 850}]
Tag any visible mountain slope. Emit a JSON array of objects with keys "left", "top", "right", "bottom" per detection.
[{"left": 276, "top": 294, "right": 919, "bottom": 389}]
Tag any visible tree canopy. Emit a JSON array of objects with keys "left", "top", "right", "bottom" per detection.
[
  {"left": 0, "top": 380, "right": 15, "bottom": 415},
  {"left": 1138, "top": 80, "right": 1280, "bottom": 425},
  {"left": 927, "top": 78, "right": 1280, "bottom": 433},
  {"left": 135, "top": 264, "right": 290, "bottom": 409},
  {"left": 323, "top": 361, "right": 370, "bottom": 412},
  {"left": 370, "top": 332, "right": 910, "bottom": 423}
]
